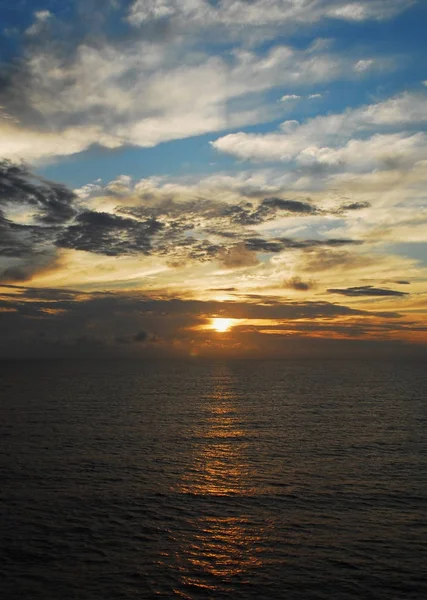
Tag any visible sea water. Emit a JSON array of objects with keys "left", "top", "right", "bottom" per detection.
[{"left": 1, "top": 359, "right": 426, "bottom": 599}]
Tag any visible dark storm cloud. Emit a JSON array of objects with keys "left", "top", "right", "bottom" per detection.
[
  {"left": 283, "top": 276, "right": 316, "bottom": 291},
  {"left": 116, "top": 195, "right": 359, "bottom": 262},
  {"left": 0, "top": 285, "right": 78, "bottom": 302},
  {"left": 0, "top": 160, "right": 78, "bottom": 282},
  {"left": 4, "top": 285, "right": 425, "bottom": 356},
  {"left": 0, "top": 213, "right": 58, "bottom": 259},
  {"left": 0, "top": 160, "right": 77, "bottom": 224},
  {"left": 261, "top": 197, "right": 318, "bottom": 214},
  {"left": 0, "top": 58, "right": 45, "bottom": 129},
  {"left": 133, "top": 330, "right": 148, "bottom": 342},
  {"left": 115, "top": 329, "right": 157, "bottom": 345},
  {"left": 0, "top": 159, "right": 368, "bottom": 273},
  {"left": 0, "top": 265, "right": 31, "bottom": 282},
  {"left": 244, "top": 238, "right": 284, "bottom": 253},
  {"left": 0, "top": 284, "right": 416, "bottom": 358},
  {"left": 0, "top": 208, "right": 63, "bottom": 284},
  {"left": 0, "top": 161, "right": 168, "bottom": 264},
  {"left": 327, "top": 285, "right": 409, "bottom": 297},
  {"left": 0, "top": 218, "right": 63, "bottom": 265},
  {"left": 244, "top": 236, "right": 362, "bottom": 253},
  {"left": 321, "top": 238, "right": 363, "bottom": 247},
  {"left": 0, "top": 285, "right": 402, "bottom": 323},
  {"left": 0, "top": 251, "right": 60, "bottom": 283},
  {"left": 336, "top": 201, "right": 371, "bottom": 213},
  {"left": 0, "top": 213, "right": 34, "bottom": 258},
  {"left": 124, "top": 195, "right": 319, "bottom": 232},
  {"left": 57, "top": 211, "right": 164, "bottom": 256}
]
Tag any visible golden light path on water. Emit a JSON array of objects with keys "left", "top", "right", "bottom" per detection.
[{"left": 173, "top": 365, "right": 266, "bottom": 597}]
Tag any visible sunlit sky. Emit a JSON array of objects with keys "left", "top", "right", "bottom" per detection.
[{"left": 1, "top": 0, "right": 427, "bottom": 358}]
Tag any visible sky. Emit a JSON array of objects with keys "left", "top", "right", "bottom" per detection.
[{"left": 0, "top": 0, "right": 427, "bottom": 358}]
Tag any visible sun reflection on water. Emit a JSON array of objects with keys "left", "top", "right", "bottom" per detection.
[
  {"left": 178, "top": 367, "right": 253, "bottom": 497},
  {"left": 173, "top": 366, "right": 266, "bottom": 597}
]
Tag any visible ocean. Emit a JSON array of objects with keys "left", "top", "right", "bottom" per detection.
[{"left": 1, "top": 359, "right": 426, "bottom": 599}]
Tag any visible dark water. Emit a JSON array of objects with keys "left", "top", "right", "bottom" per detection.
[{"left": 1, "top": 359, "right": 426, "bottom": 599}]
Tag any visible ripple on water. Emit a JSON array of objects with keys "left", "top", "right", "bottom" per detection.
[{"left": 0, "top": 358, "right": 426, "bottom": 599}]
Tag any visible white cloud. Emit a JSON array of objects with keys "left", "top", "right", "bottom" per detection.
[
  {"left": 295, "top": 132, "right": 427, "bottom": 171},
  {"left": 211, "top": 92, "right": 427, "bottom": 166},
  {"left": 34, "top": 10, "right": 51, "bottom": 21},
  {"left": 1, "top": 36, "right": 384, "bottom": 162},
  {"left": 128, "top": 0, "right": 414, "bottom": 29},
  {"left": 0, "top": 122, "right": 122, "bottom": 163},
  {"left": 128, "top": 0, "right": 178, "bottom": 24},
  {"left": 280, "top": 94, "right": 301, "bottom": 101},
  {"left": 282, "top": 93, "right": 323, "bottom": 102},
  {"left": 354, "top": 59, "right": 374, "bottom": 72},
  {"left": 25, "top": 10, "right": 52, "bottom": 36}
]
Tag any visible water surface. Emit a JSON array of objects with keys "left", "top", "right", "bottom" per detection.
[{"left": 1, "top": 359, "right": 426, "bottom": 599}]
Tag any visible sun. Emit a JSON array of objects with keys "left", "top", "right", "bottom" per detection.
[{"left": 211, "top": 318, "right": 234, "bottom": 333}]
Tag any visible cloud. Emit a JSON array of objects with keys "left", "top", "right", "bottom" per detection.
[
  {"left": 337, "top": 201, "right": 371, "bottom": 212},
  {"left": 0, "top": 160, "right": 76, "bottom": 224},
  {"left": 128, "top": 0, "right": 414, "bottom": 29},
  {"left": 25, "top": 10, "right": 52, "bottom": 36},
  {"left": 281, "top": 93, "right": 323, "bottom": 102},
  {"left": 301, "top": 249, "right": 375, "bottom": 272},
  {"left": 57, "top": 211, "right": 164, "bottom": 256},
  {"left": 327, "top": 285, "right": 409, "bottom": 297},
  {"left": 262, "top": 197, "right": 318, "bottom": 214},
  {"left": 124, "top": 194, "right": 319, "bottom": 230},
  {"left": 0, "top": 2, "right": 425, "bottom": 357},
  {"left": 0, "top": 252, "right": 62, "bottom": 284},
  {"left": 0, "top": 160, "right": 78, "bottom": 282},
  {"left": 0, "top": 2, "right": 402, "bottom": 162},
  {"left": 354, "top": 58, "right": 374, "bottom": 72},
  {"left": 280, "top": 94, "right": 301, "bottom": 101},
  {"left": 284, "top": 276, "right": 316, "bottom": 291},
  {"left": 211, "top": 92, "right": 427, "bottom": 168},
  {"left": 245, "top": 237, "right": 362, "bottom": 253},
  {"left": 133, "top": 330, "right": 148, "bottom": 342},
  {"left": 296, "top": 132, "right": 427, "bottom": 172},
  {"left": 1, "top": 161, "right": 367, "bottom": 278},
  {"left": 218, "top": 243, "right": 260, "bottom": 269},
  {"left": 1, "top": 283, "right": 423, "bottom": 359},
  {"left": 1, "top": 163, "right": 425, "bottom": 306}
]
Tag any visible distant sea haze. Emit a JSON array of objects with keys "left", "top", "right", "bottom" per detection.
[{"left": 1, "top": 359, "right": 426, "bottom": 599}]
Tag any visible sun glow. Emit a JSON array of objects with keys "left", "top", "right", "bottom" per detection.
[{"left": 211, "top": 318, "right": 235, "bottom": 333}]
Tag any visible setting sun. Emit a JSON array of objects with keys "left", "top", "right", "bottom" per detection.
[{"left": 211, "top": 318, "right": 235, "bottom": 333}]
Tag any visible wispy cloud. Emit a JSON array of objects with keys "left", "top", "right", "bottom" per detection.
[
  {"left": 0, "top": 3, "right": 401, "bottom": 162},
  {"left": 327, "top": 285, "right": 409, "bottom": 297},
  {"left": 212, "top": 92, "right": 427, "bottom": 167},
  {"left": 128, "top": 0, "right": 415, "bottom": 29}
]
